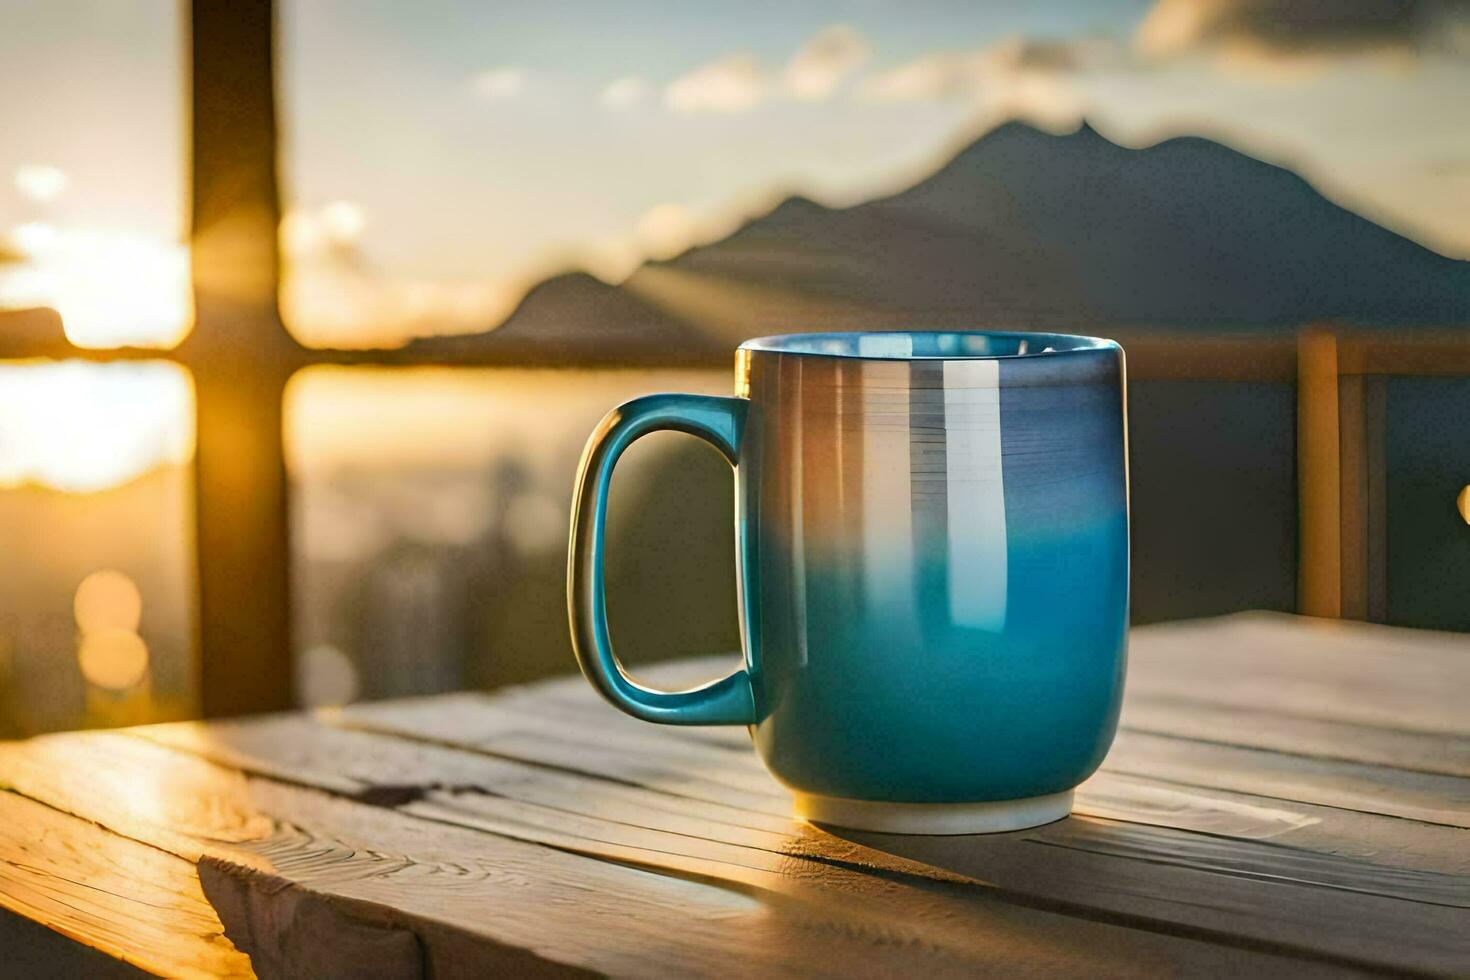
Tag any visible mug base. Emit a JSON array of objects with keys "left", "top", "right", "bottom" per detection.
[{"left": 793, "top": 788, "right": 1074, "bottom": 835}]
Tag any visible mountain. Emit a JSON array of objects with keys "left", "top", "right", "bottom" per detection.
[
  {"left": 405, "top": 121, "right": 1470, "bottom": 356},
  {"left": 0, "top": 307, "right": 69, "bottom": 358},
  {"left": 399, "top": 271, "right": 722, "bottom": 361}
]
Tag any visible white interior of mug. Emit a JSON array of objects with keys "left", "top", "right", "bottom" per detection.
[{"left": 739, "top": 331, "right": 1116, "bottom": 359}]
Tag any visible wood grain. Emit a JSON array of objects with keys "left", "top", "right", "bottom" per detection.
[
  {"left": 341, "top": 656, "right": 1470, "bottom": 858},
  {"left": 0, "top": 789, "right": 252, "bottom": 978},
  {"left": 0, "top": 730, "right": 1333, "bottom": 979},
  {"left": 1126, "top": 613, "right": 1470, "bottom": 737},
  {"left": 1120, "top": 696, "right": 1470, "bottom": 778},
  {"left": 1104, "top": 729, "right": 1470, "bottom": 828},
  {"left": 133, "top": 711, "right": 1470, "bottom": 974}
]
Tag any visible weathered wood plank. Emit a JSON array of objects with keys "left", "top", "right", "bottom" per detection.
[
  {"left": 1120, "top": 695, "right": 1470, "bottom": 778},
  {"left": 1105, "top": 730, "right": 1470, "bottom": 828},
  {"left": 132, "top": 715, "right": 1470, "bottom": 974},
  {"left": 1083, "top": 772, "right": 1469, "bottom": 876},
  {"left": 152, "top": 714, "right": 1470, "bottom": 906},
  {"left": 339, "top": 683, "right": 1470, "bottom": 870},
  {"left": 1126, "top": 613, "right": 1470, "bottom": 736},
  {"left": 4, "top": 612, "right": 1466, "bottom": 976},
  {"left": 0, "top": 733, "right": 1331, "bottom": 979},
  {"left": 0, "top": 789, "right": 253, "bottom": 979}
]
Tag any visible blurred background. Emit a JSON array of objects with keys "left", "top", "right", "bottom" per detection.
[{"left": 1, "top": 0, "right": 1466, "bottom": 735}]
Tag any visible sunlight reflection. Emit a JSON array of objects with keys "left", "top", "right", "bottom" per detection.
[
  {"left": 23, "top": 728, "right": 276, "bottom": 859},
  {"left": 0, "top": 361, "right": 194, "bottom": 493}
]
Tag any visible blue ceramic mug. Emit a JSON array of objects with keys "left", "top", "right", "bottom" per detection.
[{"left": 569, "top": 332, "right": 1129, "bottom": 834}]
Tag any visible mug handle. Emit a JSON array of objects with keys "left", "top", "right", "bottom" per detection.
[{"left": 568, "top": 393, "right": 757, "bottom": 726}]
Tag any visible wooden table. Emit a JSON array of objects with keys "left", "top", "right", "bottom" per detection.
[{"left": 1, "top": 612, "right": 1466, "bottom": 978}]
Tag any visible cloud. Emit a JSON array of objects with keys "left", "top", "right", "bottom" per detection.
[
  {"left": 664, "top": 24, "right": 874, "bottom": 113},
  {"left": 665, "top": 54, "right": 766, "bottom": 113},
  {"left": 282, "top": 201, "right": 368, "bottom": 254},
  {"left": 990, "top": 36, "right": 1112, "bottom": 73},
  {"left": 601, "top": 75, "right": 651, "bottom": 109},
  {"left": 785, "top": 24, "right": 872, "bottom": 101},
  {"left": 859, "top": 52, "right": 990, "bottom": 103},
  {"left": 859, "top": 37, "right": 1114, "bottom": 104},
  {"left": 857, "top": 5, "right": 1464, "bottom": 110},
  {"left": 14, "top": 164, "right": 68, "bottom": 204},
  {"left": 1136, "top": 0, "right": 1470, "bottom": 61},
  {"left": 857, "top": 5, "right": 1466, "bottom": 111},
  {"left": 471, "top": 67, "right": 525, "bottom": 100}
]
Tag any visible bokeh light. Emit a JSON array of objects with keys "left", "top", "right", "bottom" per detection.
[
  {"left": 297, "top": 643, "right": 359, "bottom": 707},
  {"left": 76, "top": 628, "right": 150, "bottom": 691},
  {"left": 73, "top": 569, "right": 143, "bottom": 635},
  {"left": 73, "top": 569, "right": 150, "bottom": 691}
]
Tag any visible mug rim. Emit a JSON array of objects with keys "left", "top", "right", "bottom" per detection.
[{"left": 738, "top": 330, "right": 1119, "bottom": 361}]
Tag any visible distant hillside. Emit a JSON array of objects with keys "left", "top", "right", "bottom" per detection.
[
  {"left": 399, "top": 270, "right": 722, "bottom": 360},
  {"left": 406, "top": 121, "right": 1470, "bottom": 356}
]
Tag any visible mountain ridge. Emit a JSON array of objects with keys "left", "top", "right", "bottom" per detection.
[{"left": 405, "top": 120, "right": 1470, "bottom": 356}]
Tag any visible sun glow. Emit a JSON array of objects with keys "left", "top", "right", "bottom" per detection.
[
  {"left": 281, "top": 201, "right": 517, "bottom": 348},
  {"left": 0, "top": 361, "right": 195, "bottom": 493},
  {"left": 0, "top": 224, "right": 192, "bottom": 348}
]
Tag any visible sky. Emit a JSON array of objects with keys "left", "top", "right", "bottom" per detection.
[
  {"left": 1, "top": 0, "right": 1468, "bottom": 349},
  {"left": 276, "top": 0, "right": 1470, "bottom": 345},
  {"left": 0, "top": 0, "right": 186, "bottom": 347}
]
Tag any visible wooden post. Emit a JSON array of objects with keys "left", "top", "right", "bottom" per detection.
[
  {"left": 1363, "top": 377, "right": 1387, "bottom": 622},
  {"left": 1338, "top": 372, "right": 1367, "bottom": 620},
  {"left": 184, "top": 0, "right": 300, "bottom": 715},
  {"left": 1297, "top": 327, "right": 1341, "bottom": 618},
  {"left": 1336, "top": 369, "right": 1393, "bottom": 622}
]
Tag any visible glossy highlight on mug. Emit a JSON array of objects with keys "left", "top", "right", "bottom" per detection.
[{"left": 570, "top": 331, "right": 1130, "bottom": 833}]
